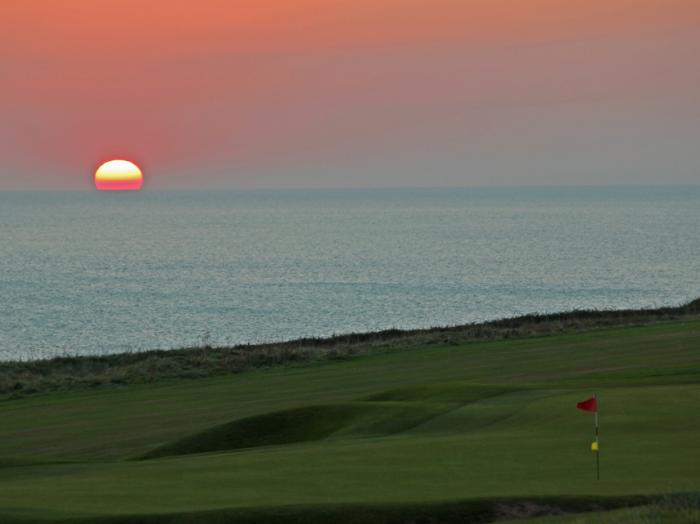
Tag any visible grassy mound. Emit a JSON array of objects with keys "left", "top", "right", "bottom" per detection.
[
  {"left": 143, "top": 384, "right": 518, "bottom": 459},
  {"left": 141, "top": 402, "right": 446, "bottom": 459}
]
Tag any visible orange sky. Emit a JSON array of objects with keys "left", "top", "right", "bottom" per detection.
[{"left": 2, "top": 1, "right": 699, "bottom": 188}]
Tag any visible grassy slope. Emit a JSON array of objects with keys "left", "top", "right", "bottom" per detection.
[{"left": 0, "top": 320, "right": 699, "bottom": 522}]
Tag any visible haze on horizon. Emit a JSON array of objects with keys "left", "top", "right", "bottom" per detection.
[{"left": 1, "top": 1, "right": 699, "bottom": 190}]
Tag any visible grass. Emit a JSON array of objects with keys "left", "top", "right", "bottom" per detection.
[
  {"left": 0, "top": 313, "right": 699, "bottom": 522},
  {"left": 140, "top": 402, "right": 449, "bottom": 459},
  {"left": 499, "top": 493, "right": 700, "bottom": 523},
  {"left": 0, "top": 497, "right": 660, "bottom": 524},
  {"left": 2, "top": 299, "right": 698, "bottom": 399}
]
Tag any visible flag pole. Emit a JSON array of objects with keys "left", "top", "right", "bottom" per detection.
[
  {"left": 594, "top": 394, "right": 600, "bottom": 481},
  {"left": 576, "top": 394, "right": 600, "bottom": 480}
]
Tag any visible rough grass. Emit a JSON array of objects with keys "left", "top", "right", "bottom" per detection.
[
  {"left": 2, "top": 299, "right": 699, "bottom": 399},
  {"left": 498, "top": 493, "right": 700, "bottom": 523}
]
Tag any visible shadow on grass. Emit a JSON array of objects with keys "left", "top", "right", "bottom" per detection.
[{"left": 1, "top": 494, "right": 676, "bottom": 524}]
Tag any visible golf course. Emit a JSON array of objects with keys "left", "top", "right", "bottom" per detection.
[{"left": 1, "top": 311, "right": 699, "bottom": 523}]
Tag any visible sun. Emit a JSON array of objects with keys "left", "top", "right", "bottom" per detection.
[{"left": 94, "top": 160, "right": 143, "bottom": 191}]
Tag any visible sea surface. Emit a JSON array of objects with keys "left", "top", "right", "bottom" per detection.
[{"left": 1, "top": 186, "right": 699, "bottom": 361}]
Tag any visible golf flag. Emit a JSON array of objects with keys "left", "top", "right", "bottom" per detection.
[
  {"left": 576, "top": 396, "right": 597, "bottom": 412},
  {"left": 576, "top": 394, "right": 600, "bottom": 480}
]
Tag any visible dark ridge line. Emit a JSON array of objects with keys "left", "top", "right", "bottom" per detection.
[
  {"left": 1, "top": 298, "right": 698, "bottom": 399},
  {"left": 7, "top": 298, "right": 700, "bottom": 365}
]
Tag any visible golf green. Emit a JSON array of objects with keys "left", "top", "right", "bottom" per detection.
[{"left": 1, "top": 320, "right": 699, "bottom": 522}]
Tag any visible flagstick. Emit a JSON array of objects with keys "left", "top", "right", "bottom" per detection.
[
  {"left": 577, "top": 394, "right": 601, "bottom": 481},
  {"left": 595, "top": 395, "right": 600, "bottom": 481}
]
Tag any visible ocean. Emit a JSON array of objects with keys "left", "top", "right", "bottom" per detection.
[{"left": 1, "top": 186, "right": 698, "bottom": 361}]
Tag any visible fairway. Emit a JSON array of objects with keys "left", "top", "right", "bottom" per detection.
[{"left": 1, "top": 320, "right": 699, "bottom": 522}]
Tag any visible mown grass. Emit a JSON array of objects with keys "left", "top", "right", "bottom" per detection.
[
  {"left": 140, "top": 402, "right": 449, "bottom": 459},
  {"left": 2, "top": 320, "right": 699, "bottom": 462},
  {"left": 0, "top": 314, "right": 699, "bottom": 523}
]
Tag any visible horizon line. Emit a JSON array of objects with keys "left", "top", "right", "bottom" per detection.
[{"left": 1, "top": 183, "right": 700, "bottom": 193}]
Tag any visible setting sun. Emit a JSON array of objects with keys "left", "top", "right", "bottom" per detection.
[{"left": 94, "top": 160, "right": 143, "bottom": 191}]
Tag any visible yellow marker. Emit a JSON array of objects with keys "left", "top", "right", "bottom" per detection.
[{"left": 591, "top": 441, "right": 599, "bottom": 451}]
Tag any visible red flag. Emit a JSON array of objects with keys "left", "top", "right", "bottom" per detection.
[{"left": 576, "top": 396, "right": 597, "bottom": 412}]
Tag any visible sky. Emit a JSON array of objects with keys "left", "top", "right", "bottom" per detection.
[{"left": 2, "top": 1, "right": 699, "bottom": 190}]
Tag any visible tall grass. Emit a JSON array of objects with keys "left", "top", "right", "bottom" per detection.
[{"left": 2, "top": 299, "right": 698, "bottom": 399}]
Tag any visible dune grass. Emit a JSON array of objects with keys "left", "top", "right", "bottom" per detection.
[
  {"left": 2, "top": 299, "right": 698, "bottom": 399},
  {"left": 0, "top": 317, "right": 699, "bottom": 522}
]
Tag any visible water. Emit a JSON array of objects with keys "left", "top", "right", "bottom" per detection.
[{"left": 1, "top": 186, "right": 698, "bottom": 361}]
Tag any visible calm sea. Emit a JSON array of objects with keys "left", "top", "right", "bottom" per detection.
[{"left": 1, "top": 186, "right": 698, "bottom": 361}]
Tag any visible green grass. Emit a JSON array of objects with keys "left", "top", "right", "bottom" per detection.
[
  {"left": 140, "top": 402, "right": 449, "bottom": 459},
  {"left": 0, "top": 319, "right": 699, "bottom": 522}
]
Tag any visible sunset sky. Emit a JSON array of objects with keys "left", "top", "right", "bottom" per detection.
[{"left": 2, "top": 1, "right": 699, "bottom": 189}]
